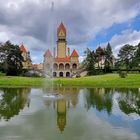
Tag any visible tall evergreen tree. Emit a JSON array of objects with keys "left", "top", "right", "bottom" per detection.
[
  {"left": 104, "top": 43, "right": 113, "bottom": 72},
  {"left": 83, "top": 48, "right": 96, "bottom": 75}
]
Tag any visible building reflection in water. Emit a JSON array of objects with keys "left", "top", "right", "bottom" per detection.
[
  {"left": 1, "top": 87, "right": 139, "bottom": 133},
  {"left": 57, "top": 99, "right": 66, "bottom": 132},
  {"left": 43, "top": 87, "right": 79, "bottom": 132},
  {"left": 43, "top": 87, "right": 140, "bottom": 132}
]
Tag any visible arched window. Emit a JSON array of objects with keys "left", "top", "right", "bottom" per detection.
[
  {"left": 53, "top": 63, "right": 58, "bottom": 70},
  {"left": 53, "top": 72, "right": 57, "bottom": 77},
  {"left": 59, "top": 63, "right": 64, "bottom": 70},
  {"left": 72, "top": 63, "right": 77, "bottom": 70},
  {"left": 59, "top": 72, "right": 63, "bottom": 77},
  {"left": 65, "top": 63, "right": 70, "bottom": 70},
  {"left": 66, "top": 72, "right": 70, "bottom": 77}
]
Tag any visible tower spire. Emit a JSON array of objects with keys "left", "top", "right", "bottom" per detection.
[
  {"left": 57, "top": 23, "right": 67, "bottom": 58},
  {"left": 57, "top": 22, "right": 66, "bottom": 36}
]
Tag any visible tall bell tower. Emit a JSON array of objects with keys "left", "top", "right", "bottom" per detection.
[{"left": 57, "top": 23, "right": 67, "bottom": 58}]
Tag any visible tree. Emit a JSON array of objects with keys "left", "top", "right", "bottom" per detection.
[
  {"left": 132, "top": 43, "right": 140, "bottom": 67},
  {"left": 0, "top": 41, "right": 23, "bottom": 75},
  {"left": 83, "top": 48, "right": 96, "bottom": 75},
  {"left": 104, "top": 43, "right": 113, "bottom": 72},
  {"left": 117, "top": 44, "right": 135, "bottom": 69}
]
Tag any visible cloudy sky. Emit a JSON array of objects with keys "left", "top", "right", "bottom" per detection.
[{"left": 0, "top": 0, "right": 140, "bottom": 63}]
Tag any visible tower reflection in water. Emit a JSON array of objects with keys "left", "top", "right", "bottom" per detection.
[
  {"left": 57, "top": 99, "right": 66, "bottom": 132},
  {"left": 1, "top": 87, "right": 140, "bottom": 134},
  {"left": 43, "top": 87, "right": 79, "bottom": 133},
  {"left": 43, "top": 87, "right": 140, "bottom": 133}
]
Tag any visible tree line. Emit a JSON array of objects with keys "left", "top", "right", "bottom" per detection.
[
  {"left": 0, "top": 40, "right": 140, "bottom": 76},
  {"left": 84, "top": 42, "right": 140, "bottom": 75}
]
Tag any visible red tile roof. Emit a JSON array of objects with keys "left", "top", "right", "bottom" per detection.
[
  {"left": 54, "top": 57, "right": 70, "bottom": 62},
  {"left": 57, "top": 22, "right": 66, "bottom": 35},
  {"left": 44, "top": 49, "right": 52, "bottom": 57},
  {"left": 19, "top": 44, "right": 27, "bottom": 52},
  {"left": 32, "top": 64, "right": 38, "bottom": 69},
  {"left": 71, "top": 49, "right": 79, "bottom": 57}
]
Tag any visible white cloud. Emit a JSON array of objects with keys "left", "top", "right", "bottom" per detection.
[
  {"left": 0, "top": 32, "right": 11, "bottom": 42},
  {"left": 107, "top": 29, "right": 140, "bottom": 57},
  {"left": 79, "top": 56, "right": 86, "bottom": 63}
]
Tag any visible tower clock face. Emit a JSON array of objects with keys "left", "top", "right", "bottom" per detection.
[{"left": 59, "top": 30, "right": 65, "bottom": 37}]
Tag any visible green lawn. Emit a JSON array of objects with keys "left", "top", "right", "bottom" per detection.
[
  {"left": 0, "top": 74, "right": 140, "bottom": 88},
  {"left": 0, "top": 76, "right": 45, "bottom": 87},
  {"left": 54, "top": 74, "right": 140, "bottom": 88}
]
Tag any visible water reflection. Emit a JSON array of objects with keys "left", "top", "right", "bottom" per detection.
[
  {"left": 43, "top": 87, "right": 79, "bottom": 107},
  {"left": 116, "top": 88, "right": 140, "bottom": 115},
  {"left": 43, "top": 87, "right": 79, "bottom": 132},
  {"left": 57, "top": 99, "right": 66, "bottom": 132},
  {"left": 86, "top": 88, "right": 113, "bottom": 115},
  {"left": 0, "top": 88, "right": 30, "bottom": 121},
  {"left": 0, "top": 87, "right": 140, "bottom": 140},
  {"left": 42, "top": 87, "right": 140, "bottom": 133},
  {"left": 0, "top": 87, "right": 139, "bottom": 126},
  {"left": 86, "top": 88, "right": 140, "bottom": 116}
]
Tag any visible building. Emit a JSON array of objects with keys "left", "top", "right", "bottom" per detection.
[
  {"left": 32, "top": 63, "right": 43, "bottom": 70},
  {"left": 95, "top": 46, "right": 115, "bottom": 69},
  {"left": 19, "top": 44, "right": 32, "bottom": 69},
  {"left": 43, "top": 23, "right": 79, "bottom": 77}
]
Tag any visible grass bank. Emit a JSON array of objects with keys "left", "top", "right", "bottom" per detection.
[
  {"left": 54, "top": 74, "right": 140, "bottom": 88},
  {"left": 0, "top": 74, "right": 140, "bottom": 88},
  {"left": 0, "top": 76, "right": 45, "bottom": 88}
]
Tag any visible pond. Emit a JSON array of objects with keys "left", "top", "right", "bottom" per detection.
[{"left": 0, "top": 87, "right": 140, "bottom": 140}]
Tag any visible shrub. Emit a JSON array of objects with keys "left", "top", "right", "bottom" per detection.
[
  {"left": 118, "top": 70, "right": 127, "bottom": 78},
  {"left": 0, "top": 72, "right": 5, "bottom": 76},
  {"left": 23, "top": 70, "right": 43, "bottom": 77},
  {"left": 76, "top": 73, "right": 81, "bottom": 78}
]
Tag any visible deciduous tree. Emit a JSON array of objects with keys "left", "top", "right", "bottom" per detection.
[
  {"left": 117, "top": 44, "right": 135, "bottom": 69},
  {"left": 0, "top": 41, "right": 23, "bottom": 75}
]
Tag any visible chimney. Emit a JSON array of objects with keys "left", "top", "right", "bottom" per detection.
[
  {"left": 68, "top": 47, "right": 70, "bottom": 57},
  {"left": 53, "top": 47, "right": 55, "bottom": 58}
]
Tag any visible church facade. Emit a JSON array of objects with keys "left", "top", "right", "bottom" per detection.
[{"left": 43, "top": 23, "right": 79, "bottom": 77}]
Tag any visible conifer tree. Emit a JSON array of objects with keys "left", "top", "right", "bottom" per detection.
[
  {"left": 104, "top": 43, "right": 113, "bottom": 72},
  {"left": 83, "top": 48, "right": 96, "bottom": 75}
]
